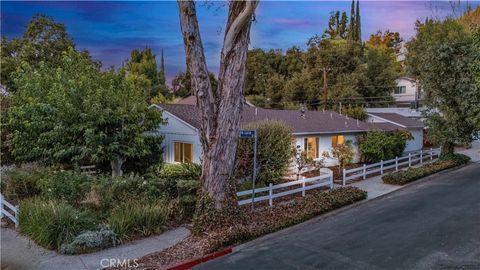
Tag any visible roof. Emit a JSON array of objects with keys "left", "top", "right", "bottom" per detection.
[
  {"left": 368, "top": 112, "right": 424, "bottom": 128},
  {"left": 156, "top": 104, "right": 372, "bottom": 134},
  {"left": 369, "top": 122, "right": 405, "bottom": 132},
  {"left": 176, "top": 96, "right": 197, "bottom": 105},
  {"left": 176, "top": 96, "right": 255, "bottom": 107}
]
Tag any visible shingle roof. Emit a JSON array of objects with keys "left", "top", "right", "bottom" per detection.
[
  {"left": 156, "top": 104, "right": 371, "bottom": 134},
  {"left": 176, "top": 96, "right": 197, "bottom": 105},
  {"left": 369, "top": 122, "right": 405, "bottom": 132},
  {"left": 368, "top": 112, "right": 424, "bottom": 128}
]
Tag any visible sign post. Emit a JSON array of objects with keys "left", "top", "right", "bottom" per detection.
[{"left": 239, "top": 130, "right": 257, "bottom": 211}]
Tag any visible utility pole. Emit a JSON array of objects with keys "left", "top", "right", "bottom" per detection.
[{"left": 323, "top": 66, "right": 328, "bottom": 110}]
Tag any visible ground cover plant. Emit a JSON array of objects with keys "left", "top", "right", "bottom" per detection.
[
  {"left": 6, "top": 162, "right": 201, "bottom": 254},
  {"left": 382, "top": 153, "right": 470, "bottom": 185}
]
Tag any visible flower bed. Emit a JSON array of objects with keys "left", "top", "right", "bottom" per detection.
[
  {"left": 130, "top": 187, "right": 367, "bottom": 269},
  {"left": 382, "top": 153, "right": 470, "bottom": 185}
]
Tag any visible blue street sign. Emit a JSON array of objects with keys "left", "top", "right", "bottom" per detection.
[{"left": 239, "top": 130, "right": 256, "bottom": 138}]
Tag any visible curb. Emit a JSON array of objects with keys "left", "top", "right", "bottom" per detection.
[{"left": 166, "top": 247, "right": 232, "bottom": 270}]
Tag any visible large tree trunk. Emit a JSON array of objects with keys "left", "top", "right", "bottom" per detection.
[
  {"left": 111, "top": 157, "right": 126, "bottom": 177},
  {"left": 441, "top": 141, "right": 455, "bottom": 158},
  {"left": 178, "top": 0, "right": 258, "bottom": 208}
]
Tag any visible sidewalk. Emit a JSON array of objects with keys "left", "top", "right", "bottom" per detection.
[
  {"left": 456, "top": 140, "right": 480, "bottom": 162},
  {"left": 1, "top": 226, "right": 190, "bottom": 270}
]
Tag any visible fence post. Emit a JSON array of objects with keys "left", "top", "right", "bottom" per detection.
[
  {"left": 430, "top": 148, "right": 433, "bottom": 160},
  {"left": 395, "top": 156, "right": 399, "bottom": 171},
  {"left": 380, "top": 160, "right": 384, "bottom": 174},
  {"left": 363, "top": 164, "right": 366, "bottom": 180},
  {"left": 302, "top": 180, "right": 306, "bottom": 197},
  {"left": 330, "top": 171, "right": 334, "bottom": 189},
  {"left": 0, "top": 194, "right": 3, "bottom": 219},
  {"left": 342, "top": 168, "right": 346, "bottom": 186},
  {"left": 14, "top": 207, "right": 19, "bottom": 228},
  {"left": 420, "top": 150, "right": 423, "bottom": 164},
  {"left": 408, "top": 153, "right": 412, "bottom": 167},
  {"left": 268, "top": 183, "right": 273, "bottom": 207}
]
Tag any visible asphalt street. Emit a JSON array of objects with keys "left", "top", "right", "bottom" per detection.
[{"left": 197, "top": 163, "right": 480, "bottom": 270}]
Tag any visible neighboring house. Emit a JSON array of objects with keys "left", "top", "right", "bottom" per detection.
[
  {"left": 152, "top": 104, "right": 372, "bottom": 167},
  {"left": 365, "top": 107, "right": 424, "bottom": 121},
  {"left": 366, "top": 112, "right": 425, "bottom": 153},
  {"left": 393, "top": 77, "right": 423, "bottom": 106}
]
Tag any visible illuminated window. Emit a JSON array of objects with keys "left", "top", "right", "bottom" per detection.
[
  {"left": 331, "top": 135, "right": 345, "bottom": 147},
  {"left": 304, "top": 137, "right": 319, "bottom": 159},
  {"left": 174, "top": 142, "right": 193, "bottom": 163}
]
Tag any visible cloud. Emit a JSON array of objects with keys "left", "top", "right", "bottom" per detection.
[{"left": 272, "top": 18, "right": 312, "bottom": 28}]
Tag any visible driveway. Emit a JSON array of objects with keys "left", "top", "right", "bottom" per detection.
[{"left": 197, "top": 163, "right": 480, "bottom": 270}]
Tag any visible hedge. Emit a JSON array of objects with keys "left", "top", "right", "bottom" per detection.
[{"left": 382, "top": 153, "right": 470, "bottom": 185}]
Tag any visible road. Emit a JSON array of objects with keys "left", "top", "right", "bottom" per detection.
[{"left": 197, "top": 163, "right": 480, "bottom": 270}]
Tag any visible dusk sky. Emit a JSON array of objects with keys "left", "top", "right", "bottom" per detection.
[{"left": 2, "top": 1, "right": 478, "bottom": 82}]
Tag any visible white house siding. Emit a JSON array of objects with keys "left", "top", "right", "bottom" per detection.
[
  {"left": 156, "top": 111, "right": 202, "bottom": 164},
  {"left": 293, "top": 133, "right": 362, "bottom": 167},
  {"left": 404, "top": 128, "right": 423, "bottom": 153},
  {"left": 394, "top": 78, "right": 418, "bottom": 103}
]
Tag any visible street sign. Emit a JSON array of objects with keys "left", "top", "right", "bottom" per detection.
[{"left": 239, "top": 130, "right": 256, "bottom": 138}]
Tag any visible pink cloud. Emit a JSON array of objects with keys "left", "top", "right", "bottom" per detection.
[{"left": 273, "top": 18, "right": 311, "bottom": 28}]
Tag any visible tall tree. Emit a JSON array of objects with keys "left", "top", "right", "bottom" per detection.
[
  {"left": 355, "top": 0, "right": 362, "bottom": 42},
  {"left": 348, "top": 0, "right": 356, "bottom": 41},
  {"left": 367, "top": 30, "right": 403, "bottom": 54},
  {"left": 178, "top": 0, "right": 258, "bottom": 208},
  {"left": 407, "top": 19, "right": 479, "bottom": 155},
  {"left": 1, "top": 14, "right": 75, "bottom": 92},
  {"left": 324, "top": 11, "right": 349, "bottom": 39},
  {"left": 8, "top": 49, "right": 163, "bottom": 175},
  {"left": 124, "top": 47, "right": 161, "bottom": 98},
  {"left": 159, "top": 49, "right": 167, "bottom": 87}
]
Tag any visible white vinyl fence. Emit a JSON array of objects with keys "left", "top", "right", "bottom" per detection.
[
  {"left": 0, "top": 193, "right": 19, "bottom": 228},
  {"left": 237, "top": 168, "right": 333, "bottom": 207},
  {"left": 342, "top": 147, "right": 441, "bottom": 186}
]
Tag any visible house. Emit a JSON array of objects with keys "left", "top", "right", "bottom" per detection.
[
  {"left": 366, "top": 112, "right": 425, "bottom": 153},
  {"left": 393, "top": 77, "right": 423, "bottom": 107},
  {"left": 152, "top": 104, "right": 372, "bottom": 167}
]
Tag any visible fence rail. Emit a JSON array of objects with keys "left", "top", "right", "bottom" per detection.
[
  {"left": 0, "top": 193, "right": 19, "bottom": 228},
  {"left": 342, "top": 147, "right": 441, "bottom": 186},
  {"left": 237, "top": 168, "right": 333, "bottom": 207}
]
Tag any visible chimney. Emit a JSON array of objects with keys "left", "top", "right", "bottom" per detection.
[
  {"left": 330, "top": 112, "right": 333, "bottom": 119},
  {"left": 357, "top": 119, "right": 359, "bottom": 127},
  {"left": 255, "top": 107, "right": 258, "bottom": 116},
  {"left": 300, "top": 104, "right": 306, "bottom": 119}
]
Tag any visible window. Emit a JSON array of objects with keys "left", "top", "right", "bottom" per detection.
[
  {"left": 304, "top": 137, "right": 319, "bottom": 159},
  {"left": 174, "top": 142, "right": 193, "bottom": 163},
  {"left": 331, "top": 135, "right": 345, "bottom": 147},
  {"left": 394, "top": 86, "right": 406, "bottom": 94}
]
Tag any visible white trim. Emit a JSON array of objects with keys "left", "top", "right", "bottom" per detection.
[{"left": 367, "top": 113, "right": 407, "bottom": 128}]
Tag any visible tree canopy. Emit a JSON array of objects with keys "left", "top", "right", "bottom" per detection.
[
  {"left": 8, "top": 48, "right": 164, "bottom": 175},
  {"left": 407, "top": 18, "right": 479, "bottom": 154}
]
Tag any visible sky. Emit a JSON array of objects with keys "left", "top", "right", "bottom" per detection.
[{"left": 1, "top": 1, "right": 478, "bottom": 82}]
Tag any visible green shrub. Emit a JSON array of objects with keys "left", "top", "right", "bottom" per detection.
[
  {"left": 382, "top": 153, "right": 470, "bottom": 185},
  {"left": 59, "top": 224, "right": 119, "bottom": 254},
  {"left": 123, "top": 135, "right": 164, "bottom": 175},
  {"left": 95, "top": 175, "right": 162, "bottom": 211},
  {"left": 151, "top": 163, "right": 201, "bottom": 180},
  {"left": 108, "top": 200, "right": 170, "bottom": 241},
  {"left": 19, "top": 198, "right": 97, "bottom": 250},
  {"left": 2, "top": 168, "right": 51, "bottom": 202},
  {"left": 39, "top": 170, "right": 91, "bottom": 205},
  {"left": 358, "top": 130, "right": 412, "bottom": 163},
  {"left": 236, "top": 120, "right": 293, "bottom": 185}
]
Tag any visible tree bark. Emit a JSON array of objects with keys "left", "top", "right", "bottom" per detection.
[
  {"left": 111, "top": 157, "right": 126, "bottom": 177},
  {"left": 178, "top": 0, "right": 258, "bottom": 208},
  {"left": 441, "top": 142, "right": 454, "bottom": 157}
]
